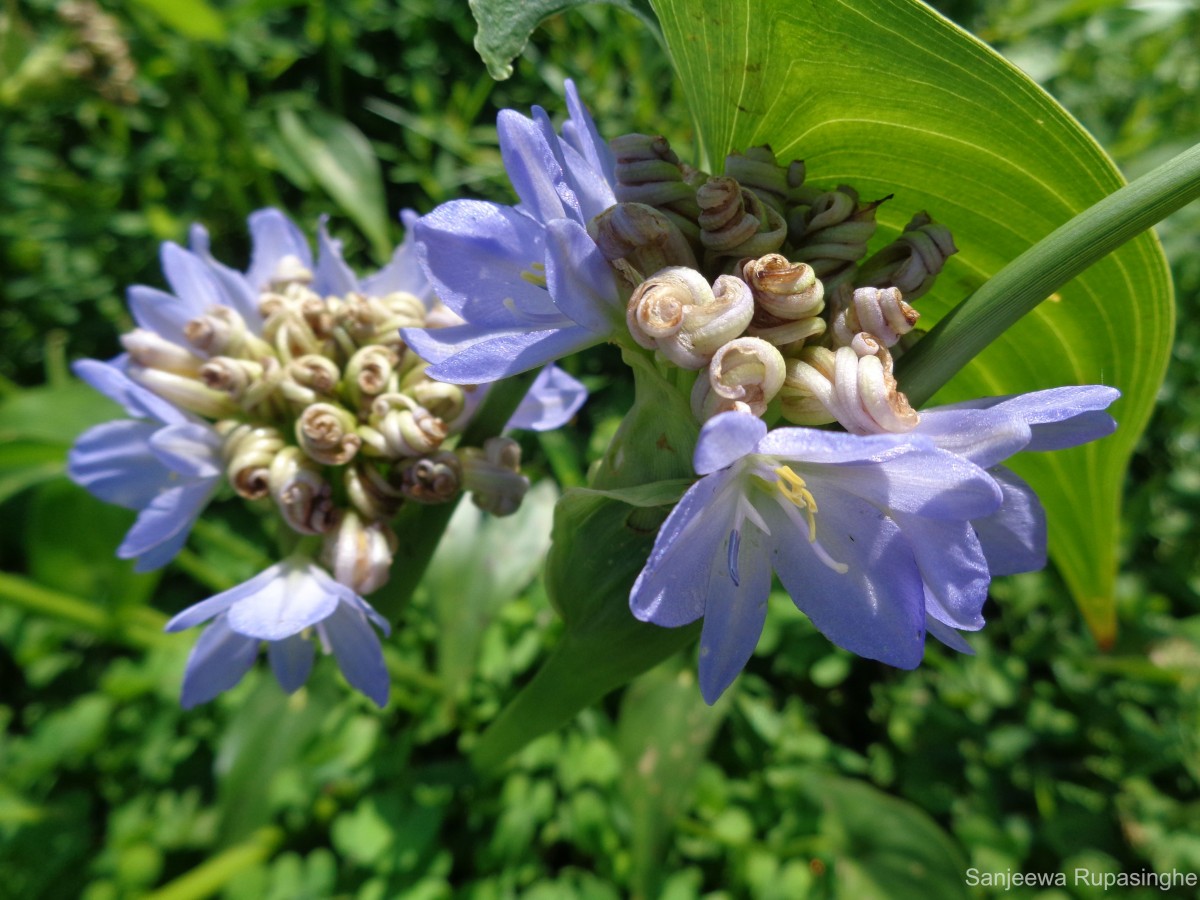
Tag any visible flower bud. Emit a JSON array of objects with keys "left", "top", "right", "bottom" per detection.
[
  {"left": 128, "top": 365, "right": 238, "bottom": 419},
  {"left": 588, "top": 202, "right": 698, "bottom": 283},
  {"left": 296, "top": 401, "right": 361, "bottom": 466},
  {"left": 398, "top": 451, "right": 463, "bottom": 504},
  {"left": 459, "top": 437, "right": 528, "bottom": 517},
  {"left": 612, "top": 133, "right": 697, "bottom": 209},
  {"left": 184, "top": 306, "right": 251, "bottom": 357},
  {"left": 120, "top": 329, "right": 203, "bottom": 375},
  {"left": 321, "top": 510, "right": 397, "bottom": 595},
  {"left": 265, "top": 254, "right": 314, "bottom": 292},
  {"left": 268, "top": 446, "right": 335, "bottom": 534},
  {"left": 220, "top": 422, "right": 286, "bottom": 499},
  {"left": 408, "top": 380, "right": 466, "bottom": 424}
]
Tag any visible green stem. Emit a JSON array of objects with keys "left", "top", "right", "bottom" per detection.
[
  {"left": 0, "top": 571, "right": 173, "bottom": 650},
  {"left": 897, "top": 141, "right": 1200, "bottom": 406},
  {"left": 141, "top": 827, "right": 283, "bottom": 900},
  {"left": 370, "top": 369, "right": 539, "bottom": 621}
]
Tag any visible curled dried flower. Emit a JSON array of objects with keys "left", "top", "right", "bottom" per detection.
[
  {"left": 627, "top": 268, "right": 755, "bottom": 370},
  {"left": 697, "top": 176, "right": 787, "bottom": 260},
  {"left": 296, "top": 401, "right": 361, "bottom": 466},
  {"left": 779, "top": 339, "right": 917, "bottom": 433},
  {"left": 268, "top": 446, "right": 335, "bottom": 535},
  {"left": 723, "top": 146, "right": 789, "bottom": 215},
  {"left": 459, "top": 437, "right": 528, "bottom": 517},
  {"left": 220, "top": 422, "right": 286, "bottom": 499},
  {"left": 790, "top": 186, "right": 885, "bottom": 288},
  {"left": 346, "top": 345, "right": 399, "bottom": 406},
  {"left": 828, "top": 285, "right": 918, "bottom": 349},
  {"left": 360, "top": 394, "right": 447, "bottom": 459},
  {"left": 345, "top": 463, "right": 405, "bottom": 521},
  {"left": 398, "top": 451, "right": 463, "bottom": 505},
  {"left": 692, "top": 336, "right": 787, "bottom": 420},
  {"left": 185, "top": 306, "right": 254, "bottom": 357},
  {"left": 280, "top": 354, "right": 341, "bottom": 406},
  {"left": 779, "top": 346, "right": 840, "bottom": 426},
  {"left": 856, "top": 211, "right": 958, "bottom": 301}
]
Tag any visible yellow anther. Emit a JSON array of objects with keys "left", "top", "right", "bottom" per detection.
[
  {"left": 774, "top": 465, "right": 819, "bottom": 541},
  {"left": 519, "top": 261, "right": 548, "bottom": 288}
]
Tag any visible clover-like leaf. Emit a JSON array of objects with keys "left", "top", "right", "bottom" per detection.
[{"left": 652, "top": 0, "right": 1174, "bottom": 641}]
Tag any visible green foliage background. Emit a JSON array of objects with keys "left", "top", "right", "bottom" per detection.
[{"left": 1, "top": 0, "right": 1199, "bottom": 897}]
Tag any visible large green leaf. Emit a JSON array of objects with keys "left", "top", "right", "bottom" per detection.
[{"left": 651, "top": 0, "right": 1174, "bottom": 642}]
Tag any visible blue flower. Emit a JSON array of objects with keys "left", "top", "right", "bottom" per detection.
[
  {"left": 68, "top": 360, "right": 222, "bottom": 572},
  {"left": 165, "top": 557, "right": 391, "bottom": 707},
  {"left": 630, "top": 411, "right": 1004, "bottom": 703},
  {"left": 400, "top": 80, "right": 623, "bottom": 384},
  {"left": 913, "top": 384, "right": 1120, "bottom": 576}
]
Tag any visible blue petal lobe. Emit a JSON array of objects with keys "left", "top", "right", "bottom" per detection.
[
  {"left": 179, "top": 615, "right": 260, "bottom": 708},
  {"left": 319, "top": 604, "right": 389, "bottom": 707}
]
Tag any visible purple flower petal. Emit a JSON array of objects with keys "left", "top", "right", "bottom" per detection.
[
  {"left": 894, "top": 514, "right": 989, "bottom": 630},
  {"left": 179, "top": 615, "right": 260, "bottom": 708},
  {"left": 631, "top": 471, "right": 739, "bottom": 627},
  {"left": 766, "top": 490, "right": 927, "bottom": 669},
  {"left": 319, "top": 603, "right": 389, "bottom": 707},
  {"left": 543, "top": 218, "right": 620, "bottom": 333},
  {"left": 925, "top": 616, "right": 976, "bottom": 655},
  {"left": 360, "top": 210, "right": 431, "bottom": 301},
  {"left": 267, "top": 634, "right": 316, "bottom": 694},
  {"left": 315, "top": 218, "right": 360, "bottom": 297},
  {"left": 913, "top": 407, "right": 1032, "bottom": 468},
  {"left": 148, "top": 423, "right": 222, "bottom": 479},
  {"left": 165, "top": 562, "right": 289, "bottom": 632},
  {"left": 413, "top": 323, "right": 598, "bottom": 384},
  {"left": 68, "top": 419, "right": 169, "bottom": 510},
  {"left": 224, "top": 560, "right": 345, "bottom": 641},
  {"left": 415, "top": 201, "right": 552, "bottom": 326},
  {"left": 118, "top": 480, "right": 217, "bottom": 572},
  {"left": 694, "top": 412, "right": 767, "bottom": 475},
  {"left": 697, "top": 523, "right": 772, "bottom": 703},
  {"left": 809, "top": 447, "right": 1002, "bottom": 520},
  {"left": 160, "top": 243, "right": 227, "bottom": 322},
  {"left": 72, "top": 358, "right": 185, "bottom": 425},
  {"left": 972, "top": 466, "right": 1047, "bottom": 576},
  {"left": 506, "top": 365, "right": 588, "bottom": 431},
  {"left": 562, "top": 79, "right": 616, "bottom": 189},
  {"left": 498, "top": 108, "right": 571, "bottom": 225},
  {"left": 246, "top": 208, "right": 312, "bottom": 291}
]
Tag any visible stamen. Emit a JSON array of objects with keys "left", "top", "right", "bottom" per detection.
[
  {"left": 773, "top": 465, "right": 819, "bottom": 541},
  {"left": 519, "top": 262, "right": 547, "bottom": 288},
  {"left": 727, "top": 529, "right": 741, "bottom": 587}
]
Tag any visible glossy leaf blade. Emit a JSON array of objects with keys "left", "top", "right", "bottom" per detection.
[{"left": 652, "top": 0, "right": 1175, "bottom": 640}]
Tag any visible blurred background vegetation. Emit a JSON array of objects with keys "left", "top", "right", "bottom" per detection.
[{"left": 1, "top": 0, "right": 1198, "bottom": 897}]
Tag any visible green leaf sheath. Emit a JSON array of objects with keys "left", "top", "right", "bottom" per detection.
[{"left": 651, "top": 0, "right": 1177, "bottom": 640}]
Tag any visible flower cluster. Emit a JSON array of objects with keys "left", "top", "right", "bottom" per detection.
[
  {"left": 69, "top": 209, "right": 585, "bottom": 707},
  {"left": 395, "top": 83, "right": 1121, "bottom": 701}
]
